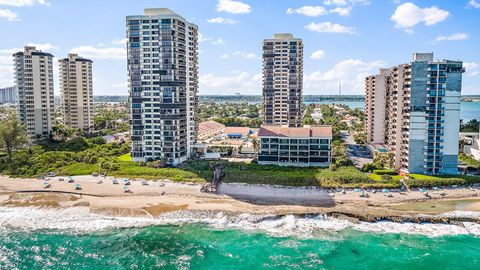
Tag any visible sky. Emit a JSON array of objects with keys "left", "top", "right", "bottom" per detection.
[{"left": 0, "top": 0, "right": 479, "bottom": 96}]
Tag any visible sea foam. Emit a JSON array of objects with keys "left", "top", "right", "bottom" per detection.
[{"left": 0, "top": 207, "right": 479, "bottom": 238}]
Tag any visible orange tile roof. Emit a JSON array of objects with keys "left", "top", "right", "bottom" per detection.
[
  {"left": 223, "top": 127, "right": 251, "bottom": 136},
  {"left": 198, "top": 120, "right": 225, "bottom": 133},
  {"left": 258, "top": 125, "right": 332, "bottom": 138}
]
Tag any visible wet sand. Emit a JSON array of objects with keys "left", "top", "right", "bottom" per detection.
[{"left": 1, "top": 175, "right": 480, "bottom": 222}]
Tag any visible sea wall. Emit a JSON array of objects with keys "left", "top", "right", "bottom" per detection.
[{"left": 217, "top": 183, "right": 333, "bottom": 205}]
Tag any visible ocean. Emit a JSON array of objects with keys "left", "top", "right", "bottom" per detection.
[
  {"left": 1, "top": 207, "right": 479, "bottom": 269},
  {"left": 307, "top": 101, "right": 480, "bottom": 122}
]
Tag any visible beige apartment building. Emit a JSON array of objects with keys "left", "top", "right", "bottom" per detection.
[
  {"left": 13, "top": 46, "right": 55, "bottom": 139},
  {"left": 365, "top": 53, "right": 464, "bottom": 175},
  {"left": 59, "top": 53, "right": 94, "bottom": 130},
  {"left": 262, "top": 33, "right": 303, "bottom": 127},
  {"left": 365, "top": 68, "right": 390, "bottom": 144}
]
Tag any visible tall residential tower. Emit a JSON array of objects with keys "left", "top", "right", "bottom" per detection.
[
  {"left": 59, "top": 53, "right": 94, "bottom": 130},
  {"left": 262, "top": 34, "right": 303, "bottom": 127},
  {"left": 365, "top": 53, "right": 464, "bottom": 175},
  {"left": 13, "top": 46, "right": 55, "bottom": 139},
  {"left": 126, "top": 8, "right": 199, "bottom": 164}
]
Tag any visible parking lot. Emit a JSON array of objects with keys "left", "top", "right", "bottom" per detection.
[{"left": 341, "top": 131, "right": 373, "bottom": 168}]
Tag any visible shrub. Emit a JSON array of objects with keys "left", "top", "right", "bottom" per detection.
[
  {"left": 381, "top": 174, "right": 393, "bottom": 181},
  {"left": 373, "top": 169, "right": 397, "bottom": 175},
  {"left": 361, "top": 163, "right": 381, "bottom": 172},
  {"left": 329, "top": 163, "right": 337, "bottom": 171},
  {"left": 406, "top": 178, "right": 466, "bottom": 188}
]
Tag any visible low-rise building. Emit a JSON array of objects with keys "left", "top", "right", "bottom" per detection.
[
  {"left": 257, "top": 125, "right": 333, "bottom": 167},
  {"left": 223, "top": 127, "right": 252, "bottom": 139},
  {"left": 198, "top": 120, "right": 225, "bottom": 141}
]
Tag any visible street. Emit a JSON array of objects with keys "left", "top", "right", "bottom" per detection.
[{"left": 340, "top": 131, "right": 373, "bottom": 168}]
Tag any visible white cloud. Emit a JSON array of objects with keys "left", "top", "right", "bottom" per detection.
[
  {"left": 467, "top": 0, "right": 480, "bottom": 8},
  {"left": 200, "top": 71, "right": 261, "bottom": 95},
  {"left": 0, "top": 8, "right": 17, "bottom": 21},
  {"left": 329, "top": 7, "right": 351, "bottom": 16},
  {"left": 305, "top": 22, "right": 355, "bottom": 34},
  {"left": 220, "top": 54, "right": 229, "bottom": 59},
  {"left": 324, "top": 0, "right": 369, "bottom": 6},
  {"left": 286, "top": 6, "right": 328, "bottom": 17},
  {"left": 0, "top": 43, "right": 58, "bottom": 54},
  {"left": 0, "top": 0, "right": 49, "bottom": 6},
  {"left": 216, "top": 0, "right": 251, "bottom": 14},
  {"left": 69, "top": 45, "right": 126, "bottom": 60},
  {"left": 211, "top": 38, "right": 225, "bottom": 45},
  {"left": 233, "top": 51, "right": 259, "bottom": 59},
  {"left": 310, "top": 50, "right": 326, "bottom": 60},
  {"left": 434, "top": 33, "right": 468, "bottom": 43},
  {"left": 324, "top": 0, "right": 348, "bottom": 5},
  {"left": 207, "top": 17, "right": 237, "bottom": 24},
  {"left": 391, "top": 2, "right": 449, "bottom": 32},
  {"left": 111, "top": 38, "right": 127, "bottom": 46},
  {"left": 305, "top": 59, "right": 386, "bottom": 94},
  {"left": 199, "top": 33, "right": 225, "bottom": 45},
  {"left": 464, "top": 62, "right": 480, "bottom": 77}
]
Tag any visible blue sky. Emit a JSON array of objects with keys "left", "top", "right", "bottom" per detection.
[{"left": 0, "top": 0, "right": 479, "bottom": 95}]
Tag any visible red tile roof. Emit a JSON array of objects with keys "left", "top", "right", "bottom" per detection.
[
  {"left": 258, "top": 125, "right": 332, "bottom": 138},
  {"left": 198, "top": 120, "right": 225, "bottom": 134},
  {"left": 223, "top": 127, "right": 251, "bottom": 136}
]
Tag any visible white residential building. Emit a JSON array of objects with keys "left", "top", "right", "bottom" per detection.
[
  {"left": 258, "top": 125, "right": 333, "bottom": 167},
  {"left": 59, "top": 53, "right": 94, "bottom": 130},
  {"left": 0, "top": 86, "right": 16, "bottom": 104},
  {"left": 13, "top": 46, "right": 55, "bottom": 140},
  {"left": 126, "top": 8, "right": 199, "bottom": 164}
]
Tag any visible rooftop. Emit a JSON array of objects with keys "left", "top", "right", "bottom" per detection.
[
  {"left": 258, "top": 125, "right": 332, "bottom": 138},
  {"left": 224, "top": 127, "right": 251, "bottom": 137},
  {"left": 198, "top": 120, "right": 225, "bottom": 134}
]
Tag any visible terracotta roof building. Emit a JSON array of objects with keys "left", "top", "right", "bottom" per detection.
[
  {"left": 198, "top": 120, "right": 225, "bottom": 141},
  {"left": 257, "top": 125, "right": 333, "bottom": 167},
  {"left": 223, "top": 127, "right": 252, "bottom": 138}
]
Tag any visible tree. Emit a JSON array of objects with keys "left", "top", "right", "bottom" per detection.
[
  {"left": 0, "top": 113, "right": 28, "bottom": 161},
  {"left": 51, "top": 123, "right": 74, "bottom": 141}
]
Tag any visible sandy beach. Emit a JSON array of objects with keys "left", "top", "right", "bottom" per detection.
[{"left": 1, "top": 174, "right": 480, "bottom": 222}]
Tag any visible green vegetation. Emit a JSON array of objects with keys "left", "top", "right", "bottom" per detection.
[
  {"left": 93, "top": 106, "right": 129, "bottom": 134},
  {"left": 302, "top": 104, "right": 317, "bottom": 125},
  {"left": 118, "top": 153, "right": 133, "bottom": 162},
  {"left": 460, "top": 119, "right": 479, "bottom": 132},
  {"left": 199, "top": 102, "right": 262, "bottom": 127},
  {"left": 214, "top": 117, "right": 262, "bottom": 128},
  {"left": 0, "top": 112, "right": 28, "bottom": 161},
  {"left": 459, "top": 153, "right": 480, "bottom": 169}
]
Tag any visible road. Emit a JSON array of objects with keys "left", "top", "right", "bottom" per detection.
[{"left": 340, "top": 131, "right": 373, "bottom": 168}]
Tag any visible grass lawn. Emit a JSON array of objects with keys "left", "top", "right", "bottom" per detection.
[
  {"left": 118, "top": 153, "right": 132, "bottom": 162},
  {"left": 369, "top": 173, "right": 402, "bottom": 181}
]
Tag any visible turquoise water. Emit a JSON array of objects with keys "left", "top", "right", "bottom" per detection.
[
  {"left": 1, "top": 224, "right": 479, "bottom": 269},
  {"left": 309, "top": 101, "right": 480, "bottom": 121}
]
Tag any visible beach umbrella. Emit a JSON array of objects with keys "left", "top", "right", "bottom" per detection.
[
  {"left": 419, "top": 188, "right": 428, "bottom": 193},
  {"left": 433, "top": 187, "right": 440, "bottom": 191},
  {"left": 382, "top": 189, "right": 390, "bottom": 193},
  {"left": 354, "top": 188, "right": 362, "bottom": 192}
]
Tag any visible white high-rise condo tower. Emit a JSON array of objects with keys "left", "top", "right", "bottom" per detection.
[
  {"left": 59, "top": 53, "right": 94, "bottom": 131},
  {"left": 13, "top": 46, "right": 55, "bottom": 140},
  {"left": 126, "top": 8, "right": 199, "bottom": 164},
  {"left": 262, "top": 33, "right": 303, "bottom": 127}
]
